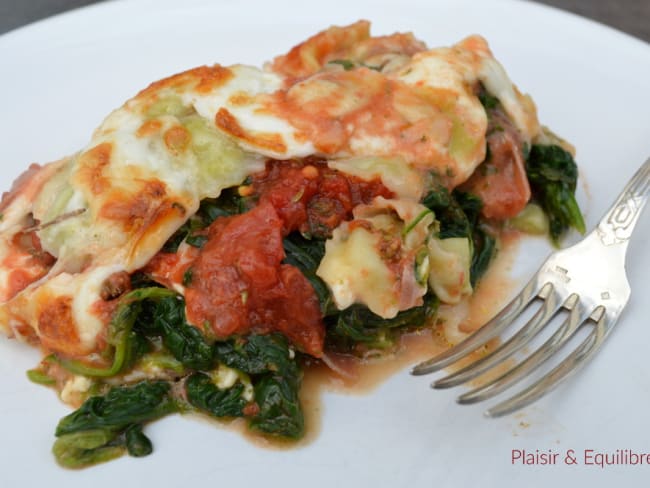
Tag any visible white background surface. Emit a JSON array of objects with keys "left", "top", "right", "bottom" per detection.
[{"left": 0, "top": 0, "right": 649, "bottom": 486}]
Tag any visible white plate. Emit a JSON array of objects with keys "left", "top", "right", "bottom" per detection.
[{"left": 1, "top": 0, "right": 649, "bottom": 486}]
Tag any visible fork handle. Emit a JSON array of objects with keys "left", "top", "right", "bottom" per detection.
[{"left": 595, "top": 157, "right": 650, "bottom": 247}]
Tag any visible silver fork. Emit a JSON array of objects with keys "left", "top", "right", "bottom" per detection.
[{"left": 412, "top": 157, "right": 650, "bottom": 417}]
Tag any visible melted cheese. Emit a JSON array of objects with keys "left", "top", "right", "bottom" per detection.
[
  {"left": 185, "top": 65, "right": 316, "bottom": 158},
  {"left": 327, "top": 156, "right": 424, "bottom": 200},
  {"left": 60, "top": 375, "right": 93, "bottom": 406},
  {"left": 317, "top": 223, "right": 397, "bottom": 316},
  {"left": 427, "top": 236, "right": 472, "bottom": 304},
  {"left": 1, "top": 264, "right": 123, "bottom": 354}
]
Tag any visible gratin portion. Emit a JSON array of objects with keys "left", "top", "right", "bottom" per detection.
[{"left": 0, "top": 21, "right": 588, "bottom": 469}]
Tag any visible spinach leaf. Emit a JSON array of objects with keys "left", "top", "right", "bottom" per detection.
[
  {"left": 452, "top": 192, "right": 497, "bottom": 286},
  {"left": 128, "top": 271, "right": 160, "bottom": 289},
  {"left": 199, "top": 187, "right": 251, "bottom": 220},
  {"left": 56, "top": 381, "right": 176, "bottom": 435},
  {"left": 185, "top": 373, "right": 247, "bottom": 417},
  {"left": 470, "top": 226, "right": 497, "bottom": 287},
  {"left": 57, "top": 287, "right": 176, "bottom": 377},
  {"left": 27, "top": 355, "right": 57, "bottom": 386},
  {"left": 526, "top": 144, "right": 586, "bottom": 243},
  {"left": 282, "top": 233, "right": 336, "bottom": 315},
  {"left": 162, "top": 188, "right": 249, "bottom": 253},
  {"left": 422, "top": 186, "right": 496, "bottom": 286},
  {"left": 52, "top": 430, "right": 125, "bottom": 469},
  {"left": 326, "top": 293, "right": 438, "bottom": 351},
  {"left": 478, "top": 90, "right": 500, "bottom": 111},
  {"left": 213, "top": 334, "right": 304, "bottom": 438},
  {"left": 214, "top": 334, "right": 296, "bottom": 376},
  {"left": 161, "top": 227, "right": 189, "bottom": 254},
  {"left": 137, "top": 295, "right": 214, "bottom": 371},
  {"left": 283, "top": 232, "right": 326, "bottom": 267},
  {"left": 454, "top": 191, "right": 483, "bottom": 228},
  {"left": 53, "top": 381, "right": 177, "bottom": 468},
  {"left": 422, "top": 185, "right": 481, "bottom": 239},
  {"left": 185, "top": 234, "right": 209, "bottom": 249},
  {"left": 124, "top": 424, "right": 153, "bottom": 457},
  {"left": 250, "top": 372, "right": 303, "bottom": 439}
]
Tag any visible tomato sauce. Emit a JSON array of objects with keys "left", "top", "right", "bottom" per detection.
[
  {"left": 250, "top": 158, "right": 392, "bottom": 237},
  {"left": 461, "top": 109, "right": 530, "bottom": 220},
  {"left": 142, "top": 243, "right": 199, "bottom": 290},
  {"left": 184, "top": 202, "right": 324, "bottom": 356}
]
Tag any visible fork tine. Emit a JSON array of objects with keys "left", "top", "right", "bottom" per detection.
[
  {"left": 485, "top": 306, "right": 614, "bottom": 417},
  {"left": 411, "top": 279, "right": 544, "bottom": 376},
  {"left": 456, "top": 294, "right": 590, "bottom": 405},
  {"left": 433, "top": 287, "right": 560, "bottom": 389}
]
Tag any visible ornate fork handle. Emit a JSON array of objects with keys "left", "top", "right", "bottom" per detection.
[{"left": 596, "top": 157, "right": 650, "bottom": 247}]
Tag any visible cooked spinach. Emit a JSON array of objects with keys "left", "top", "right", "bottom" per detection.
[
  {"left": 185, "top": 373, "right": 247, "bottom": 417},
  {"left": 189, "top": 335, "right": 305, "bottom": 437},
  {"left": 526, "top": 144, "right": 585, "bottom": 243},
  {"left": 422, "top": 186, "right": 496, "bottom": 286},
  {"left": 136, "top": 295, "right": 214, "bottom": 371},
  {"left": 454, "top": 191, "right": 483, "bottom": 229},
  {"left": 478, "top": 90, "right": 500, "bottom": 111},
  {"left": 56, "top": 381, "right": 176, "bottom": 435},
  {"left": 161, "top": 226, "right": 190, "bottom": 254},
  {"left": 162, "top": 188, "right": 250, "bottom": 253},
  {"left": 182, "top": 268, "right": 194, "bottom": 286},
  {"left": 422, "top": 185, "right": 480, "bottom": 238},
  {"left": 214, "top": 334, "right": 287, "bottom": 375},
  {"left": 469, "top": 226, "right": 496, "bottom": 287},
  {"left": 282, "top": 233, "right": 336, "bottom": 315},
  {"left": 54, "top": 305, "right": 306, "bottom": 466},
  {"left": 52, "top": 430, "right": 125, "bottom": 469},
  {"left": 53, "top": 381, "right": 177, "bottom": 468},
  {"left": 249, "top": 371, "right": 303, "bottom": 439},
  {"left": 185, "top": 234, "right": 209, "bottom": 248},
  {"left": 26, "top": 368, "right": 56, "bottom": 385},
  {"left": 57, "top": 287, "right": 176, "bottom": 377},
  {"left": 200, "top": 186, "right": 252, "bottom": 219},
  {"left": 124, "top": 424, "right": 153, "bottom": 457},
  {"left": 128, "top": 271, "right": 160, "bottom": 289},
  {"left": 326, "top": 293, "right": 438, "bottom": 351},
  {"left": 213, "top": 334, "right": 304, "bottom": 438}
]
